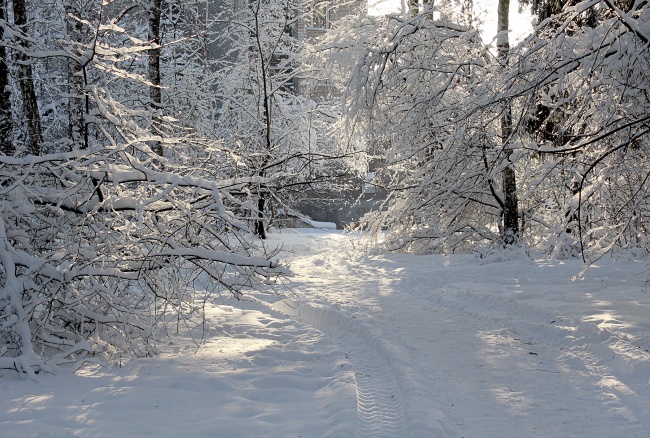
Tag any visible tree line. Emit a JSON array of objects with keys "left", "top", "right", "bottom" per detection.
[
  {"left": 2, "top": 0, "right": 647, "bottom": 376},
  {"left": 325, "top": 0, "right": 649, "bottom": 261}
]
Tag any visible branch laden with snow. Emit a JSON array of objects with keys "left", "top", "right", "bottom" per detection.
[
  {"left": 0, "top": 0, "right": 288, "bottom": 377},
  {"left": 337, "top": 3, "right": 650, "bottom": 259},
  {"left": 0, "top": 146, "right": 286, "bottom": 376}
]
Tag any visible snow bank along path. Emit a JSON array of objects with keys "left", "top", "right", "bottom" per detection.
[
  {"left": 269, "top": 229, "right": 650, "bottom": 437},
  {"left": 1, "top": 228, "right": 649, "bottom": 437}
]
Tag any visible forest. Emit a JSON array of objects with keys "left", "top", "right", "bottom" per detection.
[{"left": 0, "top": 0, "right": 648, "bottom": 378}]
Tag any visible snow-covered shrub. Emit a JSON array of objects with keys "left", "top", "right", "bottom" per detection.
[
  {"left": 0, "top": 0, "right": 286, "bottom": 377},
  {"left": 0, "top": 145, "right": 285, "bottom": 377},
  {"left": 335, "top": 2, "right": 650, "bottom": 260}
]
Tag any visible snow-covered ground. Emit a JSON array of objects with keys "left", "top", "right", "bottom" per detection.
[{"left": 2, "top": 229, "right": 650, "bottom": 437}]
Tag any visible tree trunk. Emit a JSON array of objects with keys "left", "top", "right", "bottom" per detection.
[
  {"left": 255, "top": 197, "right": 267, "bottom": 239},
  {"left": 148, "top": 0, "right": 163, "bottom": 156},
  {"left": 497, "top": 0, "right": 519, "bottom": 244},
  {"left": 253, "top": 5, "right": 271, "bottom": 239},
  {"left": 65, "top": 0, "right": 87, "bottom": 150},
  {"left": 13, "top": 0, "right": 43, "bottom": 156},
  {"left": 409, "top": 0, "right": 419, "bottom": 15},
  {"left": 0, "top": 0, "right": 14, "bottom": 156}
]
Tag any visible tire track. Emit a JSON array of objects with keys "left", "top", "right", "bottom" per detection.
[
  {"left": 275, "top": 233, "right": 453, "bottom": 437},
  {"left": 273, "top": 300, "right": 450, "bottom": 437},
  {"left": 273, "top": 300, "right": 405, "bottom": 437},
  {"left": 338, "top": 332, "right": 405, "bottom": 437}
]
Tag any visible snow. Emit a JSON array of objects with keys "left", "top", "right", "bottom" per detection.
[
  {"left": 2, "top": 229, "right": 649, "bottom": 437},
  {"left": 304, "top": 219, "right": 337, "bottom": 230}
]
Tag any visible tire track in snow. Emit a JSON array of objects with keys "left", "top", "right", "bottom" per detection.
[
  {"left": 273, "top": 300, "right": 450, "bottom": 438},
  {"left": 274, "top": 232, "right": 649, "bottom": 436},
  {"left": 274, "top": 232, "right": 454, "bottom": 436},
  {"left": 338, "top": 332, "right": 404, "bottom": 437}
]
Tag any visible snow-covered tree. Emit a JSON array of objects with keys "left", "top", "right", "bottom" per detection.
[
  {"left": 0, "top": 0, "right": 287, "bottom": 377},
  {"left": 212, "top": 0, "right": 344, "bottom": 238},
  {"left": 338, "top": 0, "right": 649, "bottom": 260},
  {"left": 337, "top": 11, "right": 521, "bottom": 253},
  {"left": 497, "top": 0, "right": 519, "bottom": 244},
  {"left": 506, "top": 0, "right": 650, "bottom": 260}
]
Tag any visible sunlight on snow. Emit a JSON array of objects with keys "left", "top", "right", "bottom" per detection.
[
  {"left": 73, "top": 407, "right": 99, "bottom": 426},
  {"left": 583, "top": 309, "right": 633, "bottom": 330},
  {"left": 8, "top": 394, "right": 52, "bottom": 414},
  {"left": 202, "top": 338, "right": 276, "bottom": 359},
  {"left": 490, "top": 386, "right": 537, "bottom": 415},
  {"left": 474, "top": 330, "right": 541, "bottom": 415},
  {"left": 378, "top": 278, "right": 394, "bottom": 296},
  {"left": 599, "top": 377, "right": 636, "bottom": 396}
]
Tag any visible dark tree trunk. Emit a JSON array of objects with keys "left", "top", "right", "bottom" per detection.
[
  {"left": 255, "top": 197, "right": 266, "bottom": 239},
  {"left": 148, "top": 0, "right": 163, "bottom": 156},
  {"left": 498, "top": 0, "right": 519, "bottom": 244},
  {"left": 253, "top": 6, "right": 271, "bottom": 240},
  {"left": 64, "top": 0, "right": 87, "bottom": 150},
  {"left": 13, "top": 0, "right": 43, "bottom": 156},
  {"left": 0, "top": 0, "right": 14, "bottom": 156}
]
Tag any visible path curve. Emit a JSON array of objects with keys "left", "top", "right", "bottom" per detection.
[{"left": 269, "top": 229, "right": 650, "bottom": 437}]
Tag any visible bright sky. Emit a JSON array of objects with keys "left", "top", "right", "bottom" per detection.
[{"left": 368, "top": 0, "right": 533, "bottom": 45}]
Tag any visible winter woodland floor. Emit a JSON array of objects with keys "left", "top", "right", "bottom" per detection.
[{"left": 2, "top": 229, "right": 650, "bottom": 437}]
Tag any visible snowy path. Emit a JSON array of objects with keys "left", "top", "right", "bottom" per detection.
[
  {"left": 285, "top": 302, "right": 408, "bottom": 437},
  {"left": 270, "top": 230, "right": 650, "bottom": 437},
  {"left": 277, "top": 301, "right": 407, "bottom": 436},
  {"left": 2, "top": 229, "right": 649, "bottom": 437}
]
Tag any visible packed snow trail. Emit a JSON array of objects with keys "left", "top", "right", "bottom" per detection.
[
  {"left": 272, "top": 299, "right": 448, "bottom": 437},
  {"left": 2, "top": 228, "right": 649, "bottom": 437},
  {"left": 269, "top": 229, "right": 650, "bottom": 438}
]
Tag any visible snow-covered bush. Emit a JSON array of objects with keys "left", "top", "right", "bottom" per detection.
[
  {"left": 0, "top": 143, "right": 287, "bottom": 377},
  {"left": 0, "top": 0, "right": 286, "bottom": 377},
  {"left": 335, "top": 1, "right": 650, "bottom": 260}
]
